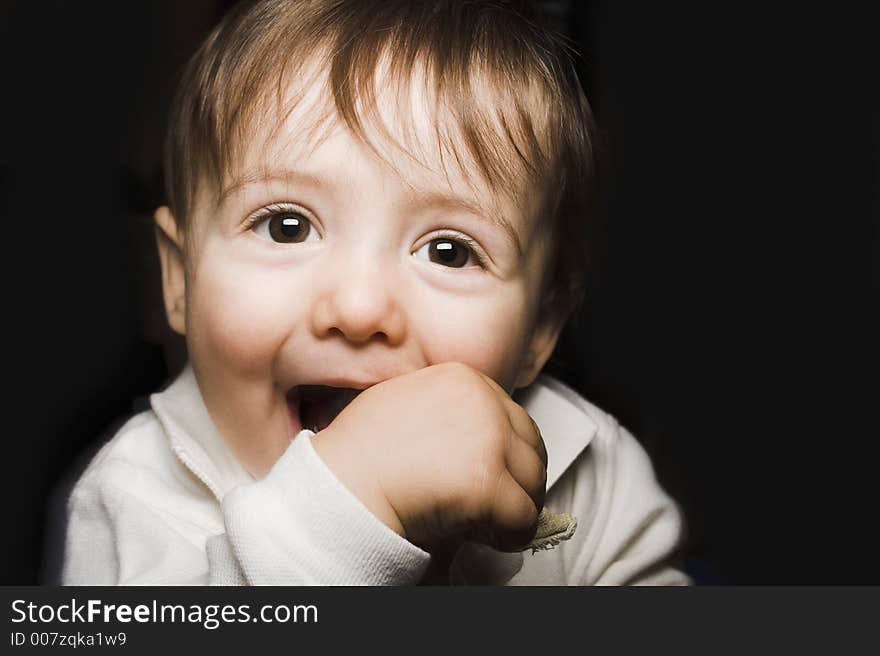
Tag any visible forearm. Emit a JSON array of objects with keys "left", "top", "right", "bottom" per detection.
[{"left": 222, "top": 431, "right": 430, "bottom": 585}]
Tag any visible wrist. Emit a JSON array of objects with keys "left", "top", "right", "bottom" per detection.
[{"left": 311, "top": 426, "right": 407, "bottom": 539}]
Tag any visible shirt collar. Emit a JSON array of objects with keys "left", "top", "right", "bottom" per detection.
[
  {"left": 151, "top": 363, "right": 595, "bottom": 500},
  {"left": 150, "top": 363, "right": 254, "bottom": 500},
  {"left": 515, "top": 374, "right": 596, "bottom": 489}
]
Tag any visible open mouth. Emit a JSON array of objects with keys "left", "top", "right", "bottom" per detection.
[{"left": 286, "top": 385, "right": 362, "bottom": 435}]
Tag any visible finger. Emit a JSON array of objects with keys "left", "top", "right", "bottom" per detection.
[
  {"left": 472, "top": 371, "right": 536, "bottom": 440},
  {"left": 486, "top": 470, "right": 540, "bottom": 551},
  {"left": 472, "top": 370, "right": 545, "bottom": 461},
  {"left": 504, "top": 432, "right": 547, "bottom": 511},
  {"left": 504, "top": 402, "right": 547, "bottom": 466}
]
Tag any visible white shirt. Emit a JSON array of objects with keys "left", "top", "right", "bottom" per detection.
[{"left": 62, "top": 364, "right": 690, "bottom": 585}]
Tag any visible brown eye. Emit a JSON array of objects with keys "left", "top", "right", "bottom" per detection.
[
  {"left": 413, "top": 236, "right": 481, "bottom": 268},
  {"left": 267, "top": 212, "right": 312, "bottom": 243},
  {"left": 429, "top": 239, "right": 469, "bottom": 267}
]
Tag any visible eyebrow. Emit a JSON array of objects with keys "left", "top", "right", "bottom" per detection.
[
  {"left": 217, "top": 170, "right": 327, "bottom": 206},
  {"left": 219, "top": 169, "right": 523, "bottom": 257},
  {"left": 405, "top": 187, "right": 523, "bottom": 258}
]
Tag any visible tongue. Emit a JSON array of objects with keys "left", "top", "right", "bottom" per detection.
[{"left": 300, "top": 388, "right": 360, "bottom": 433}]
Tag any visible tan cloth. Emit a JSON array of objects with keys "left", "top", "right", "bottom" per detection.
[{"left": 523, "top": 508, "right": 577, "bottom": 553}]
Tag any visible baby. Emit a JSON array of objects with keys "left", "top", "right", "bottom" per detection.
[{"left": 63, "top": 0, "right": 689, "bottom": 585}]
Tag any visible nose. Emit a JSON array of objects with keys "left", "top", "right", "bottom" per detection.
[{"left": 310, "top": 257, "right": 407, "bottom": 346}]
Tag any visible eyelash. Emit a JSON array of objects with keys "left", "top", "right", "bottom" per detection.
[
  {"left": 242, "top": 203, "right": 489, "bottom": 268},
  {"left": 243, "top": 202, "right": 314, "bottom": 232},
  {"left": 420, "top": 230, "right": 489, "bottom": 269}
]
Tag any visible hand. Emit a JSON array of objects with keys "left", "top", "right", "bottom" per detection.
[{"left": 311, "top": 362, "right": 547, "bottom": 552}]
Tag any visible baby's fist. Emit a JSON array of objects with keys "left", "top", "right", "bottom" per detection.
[{"left": 312, "top": 362, "right": 547, "bottom": 552}]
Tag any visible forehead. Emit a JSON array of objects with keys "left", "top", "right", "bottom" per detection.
[{"left": 220, "top": 56, "right": 545, "bottom": 234}]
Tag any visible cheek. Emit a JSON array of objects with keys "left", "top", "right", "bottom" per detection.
[
  {"left": 186, "top": 256, "right": 303, "bottom": 374},
  {"left": 418, "top": 289, "right": 532, "bottom": 386}
]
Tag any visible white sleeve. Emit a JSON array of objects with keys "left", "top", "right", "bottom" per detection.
[
  {"left": 63, "top": 432, "right": 430, "bottom": 585},
  {"left": 220, "top": 432, "right": 430, "bottom": 585},
  {"left": 574, "top": 424, "right": 691, "bottom": 586},
  {"left": 62, "top": 467, "right": 216, "bottom": 585}
]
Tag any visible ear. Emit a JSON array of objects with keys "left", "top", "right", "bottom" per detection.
[
  {"left": 514, "top": 308, "right": 569, "bottom": 389},
  {"left": 154, "top": 206, "right": 187, "bottom": 335}
]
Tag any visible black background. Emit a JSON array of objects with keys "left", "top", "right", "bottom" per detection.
[{"left": 0, "top": 1, "right": 873, "bottom": 585}]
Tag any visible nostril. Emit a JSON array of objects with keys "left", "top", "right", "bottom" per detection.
[
  {"left": 311, "top": 292, "right": 404, "bottom": 345},
  {"left": 329, "top": 326, "right": 391, "bottom": 345}
]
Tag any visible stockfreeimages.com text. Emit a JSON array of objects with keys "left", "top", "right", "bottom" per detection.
[{"left": 11, "top": 599, "right": 317, "bottom": 630}]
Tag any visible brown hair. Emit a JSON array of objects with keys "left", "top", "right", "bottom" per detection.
[{"left": 164, "top": 0, "right": 598, "bottom": 315}]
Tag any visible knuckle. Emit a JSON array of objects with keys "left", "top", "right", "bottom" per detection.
[
  {"left": 528, "top": 463, "right": 547, "bottom": 509},
  {"left": 533, "top": 484, "right": 546, "bottom": 512},
  {"left": 530, "top": 453, "right": 547, "bottom": 488},
  {"left": 524, "top": 499, "right": 539, "bottom": 529},
  {"left": 538, "top": 438, "right": 548, "bottom": 467},
  {"left": 530, "top": 416, "right": 543, "bottom": 440}
]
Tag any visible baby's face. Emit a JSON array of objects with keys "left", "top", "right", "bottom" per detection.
[{"left": 167, "top": 81, "right": 562, "bottom": 476}]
